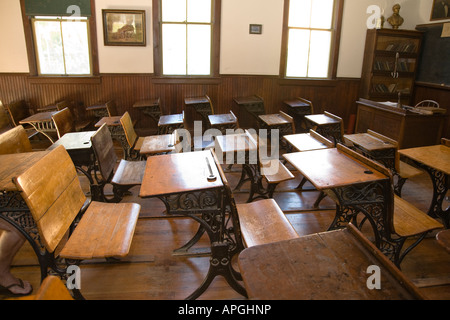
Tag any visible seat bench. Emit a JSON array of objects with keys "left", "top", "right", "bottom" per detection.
[
  {"left": 59, "top": 201, "right": 140, "bottom": 260},
  {"left": 13, "top": 145, "right": 141, "bottom": 299},
  {"left": 393, "top": 195, "right": 443, "bottom": 238},
  {"left": 237, "top": 199, "right": 299, "bottom": 248},
  {"left": 260, "top": 159, "right": 295, "bottom": 197}
]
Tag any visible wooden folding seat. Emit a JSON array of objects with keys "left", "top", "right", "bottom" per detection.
[
  {"left": 91, "top": 123, "right": 146, "bottom": 202},
  {"left": 211, "top": 150, "right": 298, "bottom": 249},
  {"left": 5, "top": 100, "right": 37, "bottom": 138},
  {"left": 120, "top": 111, "right": 145, "bottom": 159},
  {"left": 52, "top": 107, "right": 75, "bottom": 139},
  {"left": 335, "top": 143, "right": 443, "bottom": 267},
  {"left": 13, "top": 145, "right": 140, "bottom": 299},
  {"left": 0, "top": 125, "right": 32, "bottom": 155}
]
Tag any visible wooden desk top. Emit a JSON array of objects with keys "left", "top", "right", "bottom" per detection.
[
  {"left": 238, "top": 225, "right": 424, "bottom": 300},
  {"left": 283, "top": 99, "right": 310, "bottom": 108},
  {"left": 158, "top": 114, "right": 183, "bottom": 125},
  {"left": 48, "top": 131, "right": 96, "bottom": 151},
  {"left": 95, "top": 116, "right": 121, "bottom": 127},
  {"left": 139, "top": 150, "right": 223, "bottom": 198},
  {"left": 283, "top": 148, "right": 387, "bottom": 190},
  {"left": 344, "top": 133, "right": 396, "bottom": 151},
  {"left": 233, "top": 95, "right": 263, "bottom": 105},
  {"left": 86, "top": 103, "right": 107, "bottom": 111},
  {"left": 399, "top": 144, "right": 450, "bottom": 175},
  {"left": 208, "top": 113, "right": 237, "bottom": 126},
  {"left": 140, "top": 134, "right": 175, "bottom": 155},
  {"left": 0, "top": 151, "right": 49, "bottom": 191},
  {"left": 19, "top": 111, "right": 57, "bottom": 124},
  {"left": 184, "top": 97, "right": 209, "bottom": 105},
  {"left": 283, "top": 133, "right": 330, "bottom": 152},
  {"left": 305, "top": 114, "right": 340, "bottom": 126},
  {"left": 215, "top": 133, "right": 257, "bottom": 154},
  {"left": 258, "top": 113, "right": 290, "bottom": 126},
  {"left": 133, "top": 99, "right": 160, "bottom": 108},
  {"left": 436, "top": 230, "right": 450, "bottom": 254}
]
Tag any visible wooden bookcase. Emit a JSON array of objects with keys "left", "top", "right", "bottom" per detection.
[{"left": 360, "top": 29, "right": 423, "bottom": 105}]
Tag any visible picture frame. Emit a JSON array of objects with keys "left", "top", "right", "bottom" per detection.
[
  {"left": 430, "top": 0, "right": 450, "bottom": 21},
  {"left": 249, "top": 24, "right": 262, "bottom": 35},
  {"left": 102, "top": 9, "right": 146, "bottom": 46}
]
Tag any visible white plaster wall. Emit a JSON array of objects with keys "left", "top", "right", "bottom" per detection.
[
  {"left": 0, "top": 0, "right": 446, "bottom": 76},
  {"left": 0, "top": 1, "right": 29, "bottom": 72},
  {"left": 96, "top": 0, "right": 153, "bottom": 73}
]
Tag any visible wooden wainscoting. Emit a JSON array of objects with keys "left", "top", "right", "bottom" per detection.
[{"left": 0, "top": 73, "right": 360, "bottom": 132}]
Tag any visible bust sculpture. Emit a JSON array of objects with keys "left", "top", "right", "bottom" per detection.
[{"left": 387, "top": 4, "right": 404, "bottom": 29}]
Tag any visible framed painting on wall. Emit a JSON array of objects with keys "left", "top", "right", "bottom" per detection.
[
  {"left": 102, "top": 9, "right": 146, "bottom": 46},
  {"left": 431, "top": 0, "right": 450, "bottom": 21}
]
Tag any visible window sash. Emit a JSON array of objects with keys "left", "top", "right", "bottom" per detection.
[
  {"left": 32, "top": 17, "right": 92, "bottom": 76},
  {"left": 157, "top": 0, "right": 217, "bottom": 77},
  {"left": 282, "top": 0, "right": 342, "bottom": 79}
]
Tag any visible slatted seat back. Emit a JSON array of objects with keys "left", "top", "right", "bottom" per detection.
[
  {"left": 6, "top": 100, "right": 31, "bottom": 127},
  {"left": 13, "top": 146, "right": 87, "bottom": 253},
  {"left": 0, "top": 126, "right": 32, "bottom": 154},
  {"left": 120, "top": 111, "right": 138, "bottom": 149},
  {"left": 52, "top": 107, "right": 75, "bottom": 139},
  {"left": 91, "top": 123, "right": 118, "bottom": 181}
]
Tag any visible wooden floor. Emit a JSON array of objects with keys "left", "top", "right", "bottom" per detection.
[{"left": 1, "top": 142, "right": 450, "bottom": 300}]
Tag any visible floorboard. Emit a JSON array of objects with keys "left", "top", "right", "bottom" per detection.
[{"left": 1, "top": 153, "right": 449, "bottom": 300}]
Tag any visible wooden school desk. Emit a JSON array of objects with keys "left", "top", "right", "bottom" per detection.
[
  {"left": 238, "top": 224, "right": 425, "bottom": 300},
  {"left": 19, "top": 111, "right": 58, "bottom": 143},
  {"left": 139, "top": 150, "right": 246, "bottom": 300}
]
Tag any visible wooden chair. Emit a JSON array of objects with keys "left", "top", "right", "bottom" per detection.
[
  {"left": 52, "top": 107, "right": 75, "bottom": 139},
  {"left": 56, "top": 100, "right": 93, "bottom": 132},
  {"left": 334, "top": 143, "right": 443, "bottom": 267},
  {"left": 120, "top": 111, "right": 145, "bottom": 159},
  {"left": 243, "top": 129, "right": 295, "bottom": 202},
  {"left": 5, "top": 100, "right": 37, "bottom": 138},
  {"left": 0, "top": 100, "right": 12, "bottom": 134},
  {"left": 0, "top": 125, "right": 32, "bottom": 155},
  {"left": 13, "top": 145, "right": 140, "bottom": 299},
  {"left": 91, "top": 123, "right": 146, "bottom": 202},
  {"left": 414, "top": 100, "right": 440, "bottom": 109},
  {"left": 105, "top": 100, "right": 119, "bottom": 117},
  {"left": 211, "top": 149, "right": 298, "bottom": 249}
]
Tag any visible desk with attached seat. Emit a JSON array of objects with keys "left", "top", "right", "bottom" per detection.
[
  {"left": 139, "top": 150, "right": 246, "bottom": 300},
  {"left": 19, "top": 111, "right": 58, "bottom": 143}
]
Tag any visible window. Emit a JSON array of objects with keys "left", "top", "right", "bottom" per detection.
[
  {"left": 32, "top": 16, "right": 91, "bottom": 75},
  {"left": 282, "top": 0, "right": 343, "bottom": 79},
  {"left": 153, "top": 0, "right": 220, "bottom": 77}
]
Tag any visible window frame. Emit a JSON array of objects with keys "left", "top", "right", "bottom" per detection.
[
  {"left": 152, "top": 0, "right": 221, "bottom": 79},
  {"left": 20, "top": 0, "right": 100, "bottom": 83},
  {"left": 31, "top": 16, "right": 93, "bottom": 76},
  {"left": 279, "top": 0, "right": 344, "bottom": 80}
]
